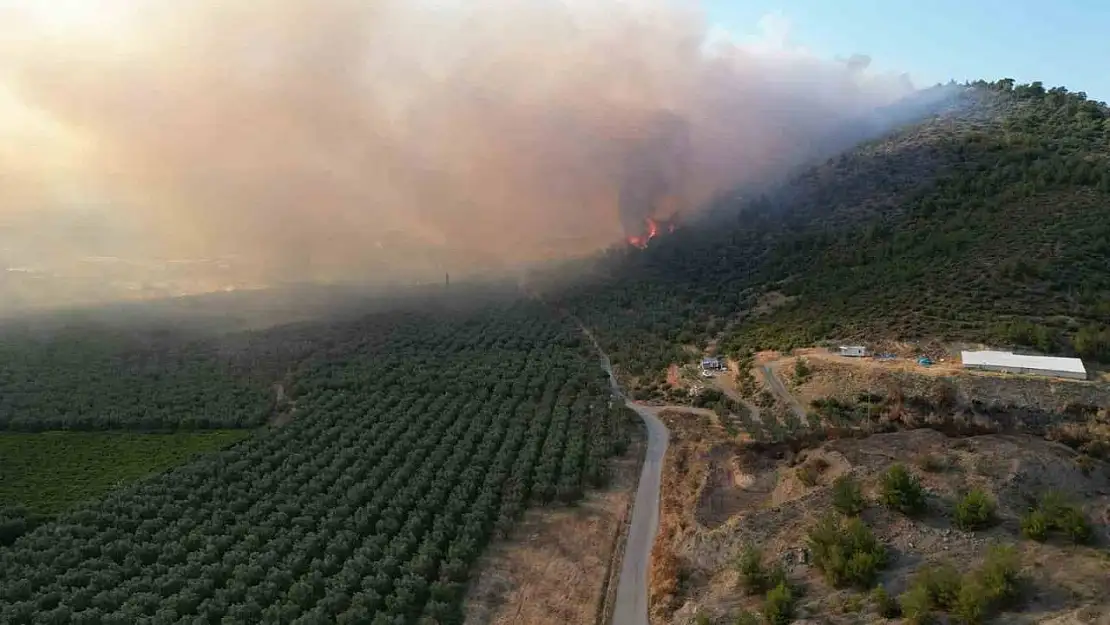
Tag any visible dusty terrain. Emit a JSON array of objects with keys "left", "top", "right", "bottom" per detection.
[
  {"left": 652, "top": 427, "right": 1110, "bottom": 625},
  {"left": 778, "top": 348, "right": 1110, "bottom": 412},
  {"left": 644, "top": 349, "right": 1110, "bottom": 624},
  {"left": 462, "top": 430, "right": 645, "bottom": 625}
]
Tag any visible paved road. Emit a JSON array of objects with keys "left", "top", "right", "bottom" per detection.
[
  {"left": 571, "top": 323, "right": 671, "bottom": 625},
  {"left": 761, "top": 364, "right": 808, "bottom": 421},
  {"left": 610, "top": 401, "right": 668, "bottom": 625}
]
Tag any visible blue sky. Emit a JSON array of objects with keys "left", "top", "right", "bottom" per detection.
[{"left": 703, "top": 0, "right": 1110, "bottom": 102}]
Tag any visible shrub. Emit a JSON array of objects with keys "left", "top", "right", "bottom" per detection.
[
  {"left": 762, "top": 582, "right": 795, "bottom": 625},
  {"left": 1056, "top": 506, "right": 1093, "bottom": 544},
  {"left": 899, "top": 583, "right": 934, "bottom": 625},
  {"left": 1021, "top": 493, "right": 1093, "bottom": 544},
  {"left": 900, "top": 549, "right": 1024, "bottom": 625},
  {"left": 695, "top": 609, "right": 712, "bottom": 625},
  {"left": 832, "top": 474, "right": 865, "bottom": 516},
  {"left": 738, "top": 546, "right": 766, "bottom": 595},
  {"left": 807, "top": 514, "right": 887, "bottom": 588},
  {"left": 880, "top": 464, "right": 926, "bottom": 516},
  {"left": 954, "top": 578, "right": 990, "bottom": 625},
  {"left": 900, "top": 563, "right": 960, "bottom": 623},
  {"left": 977, "top": 545, "right": 1022, "bottom": 607},
  {"left": 845, "top": 549, "right": 885, "bottom": 588},
  {"left": 1020, "top": 509, "right": 1049, "bottom": 541},
  {"left": 734, "top": 611, "right": 758, "bottom": 625},
  {"left": 797, "top": 464, "right": 820, "bottom": 487},
  {"left": 954, "top": 546, "right": 1023, "bottom": 624},
  {"left": 915, "top": 562, "right": 963, "bottom": 609},
  {"left": 871, "top": 584, "right": 901, "bottom": 618},
  {"left": 953, "top": 489, "right": 996, "bottom": 531},
  {"left": 793, "top": 358, "right": 811, "bottom": 383}
]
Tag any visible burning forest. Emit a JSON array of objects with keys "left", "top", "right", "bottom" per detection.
[
  {"left": 626, "top": 216, "right": 679, "bottom": 249},
  {"left": 0, "top": 0, "right": 915, "bottom": 310}
]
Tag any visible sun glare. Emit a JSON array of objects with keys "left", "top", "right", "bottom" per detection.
[{"left": 5, "top": 0, "right": 129, "bottom": 35}]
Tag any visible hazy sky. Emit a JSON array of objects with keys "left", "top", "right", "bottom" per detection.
[
  {"left": 10, "top": 0, "right": 1096, "bottom": 313},
  {"left": 705, "top": 0, "right": 1110, "bottom": 102},
  {"left": 0, "top": 0, "right": 914, "bottom": 313}
]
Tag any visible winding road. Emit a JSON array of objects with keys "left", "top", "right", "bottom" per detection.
[
  {"left": 611, "top": 402, "right": 667, "bottom": 625},
  {"left": 575, "top": 318, "right": 819, "bottom": 623},
  {"left": 576, "top": 325, "right": 670, "bottom": 625}
]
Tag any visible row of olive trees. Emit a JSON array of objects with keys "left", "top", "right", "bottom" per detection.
[{"left": 0, "top": 302, "right": 629, "bottom": 625}]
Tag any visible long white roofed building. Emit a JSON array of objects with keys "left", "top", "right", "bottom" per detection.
[{"left": 960, "top": 350, "right": 1087, "bottom": 380}]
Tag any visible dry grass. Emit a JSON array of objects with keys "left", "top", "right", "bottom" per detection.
[
  {"left": 462, "top": 431, "right": 644, "bottom": 625},
  {"left": 783, "top": 347, "right": 1110, "bottom": 416},
  {"left": 649, "top": 410, "right": 723, "bottom": 621}
]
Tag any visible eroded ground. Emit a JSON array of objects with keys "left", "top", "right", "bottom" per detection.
[{"left": 652, "top": 426, "right": 1110, "bottom": 625}]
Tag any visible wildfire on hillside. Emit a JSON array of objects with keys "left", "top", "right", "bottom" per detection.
[{"left": 626, "top": 216, "right": 677, "bottom": 249}]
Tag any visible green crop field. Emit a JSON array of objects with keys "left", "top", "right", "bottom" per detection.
[{"left": 0, "top": 430, "right": 250, "bottom": 514}]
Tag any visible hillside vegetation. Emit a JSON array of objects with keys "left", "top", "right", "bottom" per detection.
[{"left": 554, "top": 80, "right": 1110, "bottom": 384}]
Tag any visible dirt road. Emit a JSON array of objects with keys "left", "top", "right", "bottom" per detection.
[
  {"left": 708, "top": 375, "right": 763, "bottom": 424},
  {"left": 761, "top": 364, "right": 808, "bottom": 421}
]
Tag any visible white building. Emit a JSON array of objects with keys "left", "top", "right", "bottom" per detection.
[
  {"left": 839, "top": 345, "right": 868, "bottom": 357},
  {"left": 960, "top": 350, "right": 1087, "bottom": 380},
  {"left": 700, "top": 357, "right": 724, "bottom": 371}
]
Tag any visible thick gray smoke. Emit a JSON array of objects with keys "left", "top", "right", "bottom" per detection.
[
  {"left": 0, "top": 0, "right": 915, "bottom": 311},
  {"left": 618, "top": 112, "right": 691, "bottom": 237}
]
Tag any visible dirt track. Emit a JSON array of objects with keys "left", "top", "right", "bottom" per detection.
[{"left": 761, "top": 363, "right": 808, "bottom": 421}]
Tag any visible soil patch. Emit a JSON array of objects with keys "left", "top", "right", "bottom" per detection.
[{"left": 462, "top": 429, "right": 644, "bottom": 625}]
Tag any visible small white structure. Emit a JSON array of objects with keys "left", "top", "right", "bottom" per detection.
[
  {"left": 700, "top": 357, "right": 724, "bottom": 371},
  {"left": 961, "top": 350, "right": 1087, "bottom": 380},
  {"left": 839, "top": 345, "right": 868, "bottom": 358}
]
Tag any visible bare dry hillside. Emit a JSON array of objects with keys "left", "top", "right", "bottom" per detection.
[{"left": 651, "top": 413, "right": 1110, "bottom": 624}]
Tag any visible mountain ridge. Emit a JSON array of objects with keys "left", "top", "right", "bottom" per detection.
[{"left": 551, "top": 79, "right": 1110, "bottom": 385}]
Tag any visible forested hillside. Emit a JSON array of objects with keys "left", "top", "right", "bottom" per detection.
[
  {"left": 0, "top": 298, "right": 633, "bottom": 624},
  {"left": 554, "top": 80, "right": 1110, "bottom": 385}
]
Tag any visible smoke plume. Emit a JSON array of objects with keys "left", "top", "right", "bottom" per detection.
[{"left": 0, "top": 0, "right": 914, "bottom": 310}]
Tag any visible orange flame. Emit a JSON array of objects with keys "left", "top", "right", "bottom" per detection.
[{"left": 626, "top": 217, "right": 661, "bottom": 249}]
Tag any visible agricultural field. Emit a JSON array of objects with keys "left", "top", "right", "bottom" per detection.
[
  {"left": 0, "top": 299, "right": 632, "bottom": 624},
  {"left": 0, "top": 430, "right": 250, "bottom": 517},
  {"left": 0, "top": 332, "right": 273, "bottom": 432}
]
